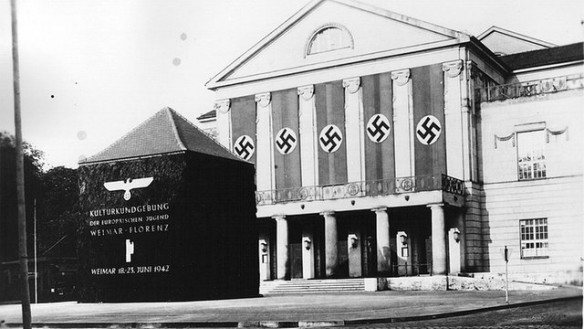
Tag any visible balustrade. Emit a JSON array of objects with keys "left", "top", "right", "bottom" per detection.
[
  {"left": 256, "top": 174, "right": 464, "bottom": 205},
  {"left": 478, "top": 74, "right": 584, "bottom": 103}
]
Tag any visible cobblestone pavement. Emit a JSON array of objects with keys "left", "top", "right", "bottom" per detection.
[{"left": 331, "top": 324, "right": 582, "bottom": 329}]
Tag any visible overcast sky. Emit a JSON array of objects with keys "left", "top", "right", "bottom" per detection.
[{"left": 0, "top": 0, "right": 582, "bottom": 169}]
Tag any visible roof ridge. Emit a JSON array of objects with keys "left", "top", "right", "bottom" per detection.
[
  {"left": 502, "top": 41, "right": 583, "bottom": 57},
  {"left": 477, "top": 25, "right": 556, "bottom": 48},
  {"left": 80, "top": 107, "right": 245, "bottom": 165},
  {"left": 171, "top": 107, "right": 247, "bottom": 163},
  {"left": 335, "top": 0, "right": 468, "bottom": 37},
  {"left": 165, "top": 107, "right": 187, "bottom": 151},
  {"left": 82, "top": 109, "right": 162, "bottom": 163}
]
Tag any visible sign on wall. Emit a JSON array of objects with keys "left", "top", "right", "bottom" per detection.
[
  {"left": 86, "top": 177, "right": 172, "bottom": 278},
  {"left": 87, "top": 204, "right": 171, "bottom": 276}
]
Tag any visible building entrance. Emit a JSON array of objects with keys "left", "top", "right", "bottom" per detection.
[
  {"left": 258, "top": 204, "right": 459, "bottom": 281},
  {"left": 290, "top": 243, "right": 303, "bottom": 279}
]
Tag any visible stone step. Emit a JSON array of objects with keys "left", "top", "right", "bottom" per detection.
[{"left": 260, "top": 278, "right": 365, "bottom": 295}]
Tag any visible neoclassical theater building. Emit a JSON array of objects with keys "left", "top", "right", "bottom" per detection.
[{"left": 203, "top": 0, "right": 583, "bottom": 284}]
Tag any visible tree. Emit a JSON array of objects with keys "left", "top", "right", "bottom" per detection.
[
  {"left": 0, "top": 132, "right": 80, "bottom": 259},
  {"left": 36, "top": 166, "right": 79, "bottom": 257},
  {"left": 0, "top": 131, "right": 42, "bottom": 261}
]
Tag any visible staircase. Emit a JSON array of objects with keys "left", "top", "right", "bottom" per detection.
[{"left": 260, "top": 278, "right": 365, "bottom": 295}]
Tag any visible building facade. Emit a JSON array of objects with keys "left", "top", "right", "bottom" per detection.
[{"left": 204, "top": 0, "right": 583, "bottom": 284}]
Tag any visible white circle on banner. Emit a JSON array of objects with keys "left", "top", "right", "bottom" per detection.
[
  {"left": 275, "top": 127, "right": 298, "bottom": 155},
  {"left": 319, "top": 124, "right": 343, "bottom": 153},
  {"left": 416, "top": 115, "right": 441, "bottom": 145},
  {"left": 233, "top": 135, "right": 255, "bottom": 160},
  {"left": 366, "top": 114, "right": 391, "bottom": 143}
]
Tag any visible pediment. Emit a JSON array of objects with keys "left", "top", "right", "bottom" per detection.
[
  {"left": 207, "top": 0, "right": 469, "bottom": 88},
  {"left": 478, "top": 26, "right": 555, "bottom": 56}
]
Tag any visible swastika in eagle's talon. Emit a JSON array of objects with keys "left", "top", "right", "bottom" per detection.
[
  {"left": 367, "top": 114, "right": 391, "bottom": 143},
  {"left": 233, "top": 135, "right": 255, "bottom": 160},
  {"left": 416, "top": 115, "right": 442, "bottom": 145},
  {"left": 319, "top": 124, "right": 343, "bottom": 153},
  {"left": 275, "top": 128, "right": 298, "bottom": 155}
]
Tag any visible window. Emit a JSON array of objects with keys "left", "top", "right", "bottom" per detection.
[
  {"left": 306, "top": 25, "right": 353, "bottom": 56},
  {"left": 517, "top": 130, "right": 546, "bottom": 180},
  {"left": 520, "top": 218, "right": 549, "bottom": 258}
]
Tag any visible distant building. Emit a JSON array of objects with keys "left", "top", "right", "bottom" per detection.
[
  {"left": 196, "top": 110, "right": 219, "bottom": 140},
  {"left": 202, "top": 0, "right": 583, "bottom": 284}
]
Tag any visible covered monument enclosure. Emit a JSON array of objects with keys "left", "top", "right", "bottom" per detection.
[{"left": 78, "top": 107, "right": 258, "bottom": 302}]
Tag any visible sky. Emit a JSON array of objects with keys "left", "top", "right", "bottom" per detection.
[{"left": 0, "top": 0, "right": 582, "bottom": 169}]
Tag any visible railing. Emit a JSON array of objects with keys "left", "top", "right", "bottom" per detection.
[
  {"left": 392, "top": 263, "right": 432, "bottom": 276},
  {"left": 477, "top": 74, "right": 584, "bottom": 103},
  {"left": 256, "top": 174, "right": 464, "bottom": 205}
]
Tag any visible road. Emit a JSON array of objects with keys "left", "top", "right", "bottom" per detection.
[{"left": 341, "top": 298, "right": 582, "bottom": 329}]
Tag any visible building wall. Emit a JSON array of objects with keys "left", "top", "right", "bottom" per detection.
[
  {"left": 479, "top": 71, "right": 583, "bottom": 283},
  {"left": 206, "top": 0, "right": 582, "bottom": 281},
  {"left": 224, "top": 58, "right": 469, "bottom": 198}
]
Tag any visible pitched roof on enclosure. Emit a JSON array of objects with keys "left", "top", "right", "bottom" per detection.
[
  {"left": 80, "top": 107, "right": 241, "bottom": 164},
  {"left": 499, "top": 42, "right": 584, "bottom": 71}
]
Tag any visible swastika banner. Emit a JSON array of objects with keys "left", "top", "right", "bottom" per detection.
[
  {"left": 272, "top": 89, "right": 301, "bottom": 190},
  {"left": 412, "top": 64, "right": 446, "bottom": 177},
  {"left": 231, "top": 96, "right": 257, "bottom": 164},
  {"left": 362, "top": 72, "right": 395, "bottom": 181},
  {"left": 315, "top": 81, "right": 347, "bottom": 185}
]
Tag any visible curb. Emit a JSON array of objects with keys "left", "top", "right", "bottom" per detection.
[{"left": 5, "top": 295, "right": 581, "bottom": 328}]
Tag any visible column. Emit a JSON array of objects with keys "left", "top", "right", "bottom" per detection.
[
  {"left": 322, "top": 211, "right": 338, "bottom": 278},
  {"left": 343, "top": 77, "right": 365, "bottom": 183},
  {"left": 429, "top": 203, "right": 447, "bottom": 275},
  {"left": 275, "top": 215, "right": 289, "bottom": 280},
  {"left": 298, "top": 85, "right": 318, "bottom": 186},
  {"left": 255, "top": 92, "right": 274, "bottom": 192},
  {"left": 442, "top": 60, "right": 464, "bottom": 179},
  {"left": 373, "top": 207, "right": 391, "bottom": 274},
  {"left": 214, "top": 99, "right": 231, "bottom": 149},
  {"left": 391, "top": 69, "right": 413, "bottom": 177}
]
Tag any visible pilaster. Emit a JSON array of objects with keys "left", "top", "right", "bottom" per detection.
[
  {"left": 255, "top": 92, "right": 274, "bottom": 192},
  {"left": 443, "top": 60, "right": 464, "bottom": 179},
  {"left": 298, "top": 85, "right": 319, "bottom": 187},
  {"left": 343, "top": 77, "right": 365, "bottom": 183},
  {"left": 214, "top": 99, "right": 231, "bottom": 149},
  {"left": 391, "top": 69, "right": 414, "bottom": 178}
]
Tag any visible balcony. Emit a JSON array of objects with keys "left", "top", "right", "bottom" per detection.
[
  {"left": 477, "top": 74, "right": 584, "bottom": 103},
  {"left": 255, "top": 174, "right": 464, "bottom": 205}
]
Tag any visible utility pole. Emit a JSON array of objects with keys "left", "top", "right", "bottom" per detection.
[
  {"left": 11, "top": 0, "right": 32, "bottom": 327},
  {"left": 504, "top": 245, "right": 509, "bottom": 304},
  {"left": 34, "top": 199, "right": 38, "bottom": 304}
]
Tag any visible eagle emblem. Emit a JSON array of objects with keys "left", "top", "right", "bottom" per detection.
[{"left": 103, "top": 177, "right": 154, "bottom": 201}]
